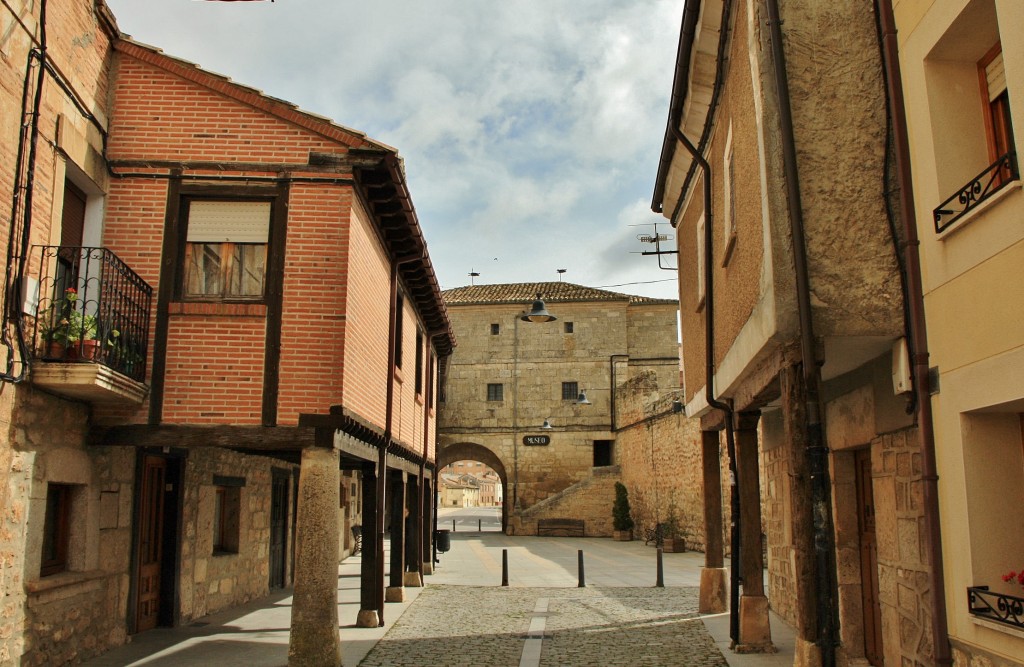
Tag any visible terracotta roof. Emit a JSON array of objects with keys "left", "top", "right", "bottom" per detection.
[{"left": 442, "top": 282, "right": 677, "bottom": 306}]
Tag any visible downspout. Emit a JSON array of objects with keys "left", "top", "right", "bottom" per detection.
[
  {"left": 417, "top": 344, "right": 433, "bottom": 581},
  {"left": 379, "top": 252, "right": 422, "bottom": 626},
  {"left": 609, "top": 354, "right": 628, "bottom": 431},
  {"left": 672, "top": 125, "right": 741, "bottom": 646},
  {"left": 1, "top": 0, "right": 47, "bottom": 383},
  {"left": 764, "top": 0, "right": 839, "bottom": 663},
  {"left": 876, "top": 1, "right": 951, "bottom": 663}
]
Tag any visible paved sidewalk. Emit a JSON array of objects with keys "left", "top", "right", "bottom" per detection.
[{"left": 83, "top": 524, "right": 796, "bottom": 666}]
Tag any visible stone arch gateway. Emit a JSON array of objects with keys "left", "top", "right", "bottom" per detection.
[{"left": 436, "top": 442, "right": 510, "bottom": 532}]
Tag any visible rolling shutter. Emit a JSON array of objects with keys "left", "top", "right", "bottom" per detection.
[{"left": 187, "top": 201, "right": 270, "bottom": 243}]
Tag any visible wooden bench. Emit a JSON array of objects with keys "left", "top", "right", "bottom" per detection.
[{"left": 537, "top": 518, "right": 585, "bottom": 537}]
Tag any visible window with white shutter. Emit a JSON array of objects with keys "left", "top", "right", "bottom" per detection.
[{"left": 183, "top": 200, "right": 270, "bottom": 299}]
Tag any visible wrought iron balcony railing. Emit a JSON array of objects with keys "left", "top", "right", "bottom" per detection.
[
  {"left": 934, "top": 151, "right": 1019, "bottom": 233},
  {"left": 967, "top": 586, "right": 1024, "bottom": 631},
  {"left": 30, "top": 246, "right": 153, "bottom": 383}
]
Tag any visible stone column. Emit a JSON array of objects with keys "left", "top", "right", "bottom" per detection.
[
  {"left": 781, "top": 366, "right": 822, "bottom": 667},
  {"left": 356, "top": 462, "right": 379, "bottom": 628},
  {"left": 404, "top": 475, "right": 422, "bottom": 587},
  {"left": 700, "top": 429, "right": 728, "bottom": 613},
  {"left": 288, "top": 447, "right": 341, "bottom": 667},
  {"left": 422, "top": 478, "right": 434, "bottom": 575},
  {"left": 386, "top": 471, "right": 407, "bottom": 602},
  {"left": 735, "top": 411, "right": 774, "bottom": 653}
]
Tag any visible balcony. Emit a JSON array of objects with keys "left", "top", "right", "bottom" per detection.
[
  {"left": 29, "top": 246, "right": 152, "bottom": 404},
  {"left": 968, "top": 586, "right": 1024, "bottom": 633},
  {"left": 934, "top": 151, "right": 1019, "bottom": 233}
]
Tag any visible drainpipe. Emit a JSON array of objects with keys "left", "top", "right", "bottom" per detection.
[
  {"left": 764, "top": 0, "right": 839, "bottom": 663},
  {"left": 379, "top": 252, "right": 422, "bottom": 626},
  {"left": 1, "top": 0, "right": 48, "bottom": 383},
  {"left": 671, "top": 125, "right": 741, "bottom": 646},
  {"left": 417, "top": 344, "right": 434, "bottom": 580},
  {"left": 876, "top": 1, "right": 951, "bottom": 663},
  {"left": 609, "top": 354, "right": 628, "bottom": 431}
]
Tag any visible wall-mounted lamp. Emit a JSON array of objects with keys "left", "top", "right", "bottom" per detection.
[
  {"left": 540, "top": 418, "right": 553, "bottom": 430},
  {"left": 576, "top": 389, "right": 592, "bottom": 405},
  {"left": 672, "top": 399, "right": 684, "bottom": 414}
]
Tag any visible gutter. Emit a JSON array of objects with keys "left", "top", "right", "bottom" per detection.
[{"left": 875, "top": 1, "right": 951, "bottom": 663}]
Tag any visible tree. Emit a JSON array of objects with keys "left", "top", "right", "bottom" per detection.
[{"left": 612, "top": 482, "right": 634, "bottom": 532}]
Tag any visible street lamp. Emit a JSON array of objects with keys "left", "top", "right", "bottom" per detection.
[{"left": 512, "top": 293, "right": 557, "bottom": 511}]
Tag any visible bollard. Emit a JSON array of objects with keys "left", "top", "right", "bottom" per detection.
[
  {"left": 478, "top": 518, "right": 482, "bottom": 532},
  {"left": 578, "top": 549, "right": 586, "bottom": 588},
  {"left": 453, "top": 519, "right": 456, "bottom": 532},
  {"left": 502, "top": 549, "right": 509, "bottom": 587},
  {"left": 656, "top": 547, "right": 664, "bottom": 588}
]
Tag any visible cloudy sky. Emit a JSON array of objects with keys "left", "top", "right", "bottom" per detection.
[{"left": 104, "top": 0, "right": 683, "bottom": 300}]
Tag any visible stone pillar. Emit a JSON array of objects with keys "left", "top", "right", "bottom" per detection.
[
  {"left": 781, "top": 366, "right": 822, "bottom": 667},
  {"left": 288, "top": 447, "right": 341, "bottom": 667},
  {"left": 422, "top": 478, "right": 434, "bottom": 575},
  {"left": 356, "top": 462, "right": 379, "bottom": 628},
  {"left": 404, "top": 475, "right": 422, "bottom": 587},
  {"left": 385, "top": 471, "right": 407, "bottom": 602},
  {"left": 734, "top": 412, "right": 775, "bottom": 653},
  {"left": 701, "top": 429, "right": 728, "bottom": 614}
]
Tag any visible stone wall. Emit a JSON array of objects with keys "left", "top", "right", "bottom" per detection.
[
  {"left": 508, "top": 467, "right": 619, "bottom": 537},
  {"left": 177, "top": 448, "right": 298, "bottom": 622},
  {"left": 2, "top": 390, "right": 134, "bottom": 666}
]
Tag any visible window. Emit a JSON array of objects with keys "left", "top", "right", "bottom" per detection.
[
  {"left": 40, "top": 484, "right": 72, "bottom": 577},
  {"left": 184, "top": 200, "right": 269, "bottom": 299},
  {"left": 490, "top": 323, "right": 500, "bottom": 335},
  {"left": 594, "top": 440, "right": 613, "bottom": 467},
  {"left": 486, "top": 383, "right": 504, "bottom": 401},
  {"left": 696, "top": 214, "right": 706, "bottom": 310},
  {"left": 564, "top": 322, "right": 574, "bottom": 334},
  {"left": 394, "top": 293, "right": 404, "bottom": 369},
  {"left": 980, "top": 44, "right": 1015, "bottom": 184},
  {"left": 415, "top": 329, "right": 424, "bottom": 395},
  {"left": 722, "top": 123, "right": 737, "bottom": 266},
  {"left": 213, "top": 484, "right": 241, "bottom": 554},
  {"left": 562, "top": 381, "right": 579, "bottom": 401}
]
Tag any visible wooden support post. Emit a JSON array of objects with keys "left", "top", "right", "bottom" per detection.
[
  {"left": 356, "top": 463, "right": 379, "bottom": 628},
  {"left": 386, "top": 472, "right": 407, "bottom": 602},
  {"left": 700, "top": 429, "right": 728, "bottom": 613},
  {"left": 735, "top": 411, "right": 774, "bottom": 653}
]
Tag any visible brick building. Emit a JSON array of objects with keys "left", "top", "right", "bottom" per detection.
[
  {"left": 436, "top": 282, "right": 679, "bottom": 536},
  {"left": 0, "top": 2, "right": 452, "bottom": 665}
]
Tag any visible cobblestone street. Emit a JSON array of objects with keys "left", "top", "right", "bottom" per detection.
[{"left": 361, "top": 585, "right": 728, "bottom": 667}]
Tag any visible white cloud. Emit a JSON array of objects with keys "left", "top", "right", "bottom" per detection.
[{"left": 105, "top": 0, "right": 682, "bottom": 300}]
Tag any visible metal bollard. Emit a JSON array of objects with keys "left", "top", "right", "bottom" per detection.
[
  {"left": 453, "top": 519, "right": 456, "bottom": 532},
  {"left": 656, "top": 547, "right": 664, "bottom": 588},
  {"left": 478, "top": 518, "right": 482, "bottom": 532},
  {"left": 502, "top": 549, "right": 509, "bottom": 587},
  {"left": 578, "top": 549, "right": 586, "bottom": 588}
]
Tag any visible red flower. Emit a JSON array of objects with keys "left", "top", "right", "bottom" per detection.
[
  {"left": 1002, "top": 571, "right": 1024, "bottom": 589},
  {"left": 65, "top": 287, "right": 76, "bottom": 294}
]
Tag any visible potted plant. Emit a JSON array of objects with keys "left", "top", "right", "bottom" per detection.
[
  {"left": 662, "top": 498, "right": 688, "bottom": 553},
  {"left": 40, "top": 287, "right": 83, "bottom": 358},
  {"left": 612, "top": 482, "right": 634, "bottom": 541}
]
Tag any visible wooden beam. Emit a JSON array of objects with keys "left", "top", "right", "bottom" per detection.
[{"left": 92, "top": 424, "right": 317, "bottom": 450}]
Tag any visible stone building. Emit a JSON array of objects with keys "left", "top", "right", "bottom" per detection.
[
  {"left": 437, "top": 282, "right": 679, "bottom": 536},
  {"left": 652, "top": 1, "right": 942, "bottom": 665},
  {"left": 0, "top": 2, "right": 452, "bottom": 665},
  {"left": 893, "top": 1, "right": 1024, "bottom": 665}
]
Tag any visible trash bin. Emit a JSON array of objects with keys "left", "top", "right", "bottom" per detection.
[{"left": 434, "top": 528, "right": 451, "bottom": 554}]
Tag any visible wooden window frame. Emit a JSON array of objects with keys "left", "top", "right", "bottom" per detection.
[
  {"left": 176, "top": 194, "right": 276, "bottom": 303},
  {"left": 40, "top": 483, "right": 72, "bottom": 577}
]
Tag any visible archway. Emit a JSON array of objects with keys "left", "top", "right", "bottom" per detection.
[{"left": 437, "top": 442, "right": 510, "bottom": 532}]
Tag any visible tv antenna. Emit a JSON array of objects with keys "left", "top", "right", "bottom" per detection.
[{"left": 630, "top": 221, "right": 678, "bottom": 271}]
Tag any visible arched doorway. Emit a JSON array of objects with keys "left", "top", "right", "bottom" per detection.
[{"left": 437, "top": 442, "right": 510, "bottom": 532}]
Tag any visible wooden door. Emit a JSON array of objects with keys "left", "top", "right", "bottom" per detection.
[
  {"left": 856, "top": 449, "right": 883, "bottom": 666},
  {"left": 269, "top": 472, "right": 289, "bottom": 589},
  {"left": 136, "top": 456, "right": 167, "bottom": 632}
]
